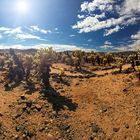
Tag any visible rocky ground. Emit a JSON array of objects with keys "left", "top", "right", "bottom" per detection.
[{"left": 0, "top": 63, "right": 140, "bottom": 140}]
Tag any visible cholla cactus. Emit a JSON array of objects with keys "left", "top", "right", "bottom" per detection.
[
  {"left": 106, "top": 53, "right": 114, "bottom": 65},
  {"left": 103, "top": 57, "right": 107, "bottom": 66},
  {"left": 135, "top": 66, "right": 140, "bottom": 82},
  {"left": 0, "top": 56, "right": 5, "bottom": 70},
  {"left": 3, "top": 49, "right": 25, "bottom": 87},
  {"left": 35, "top": 48, "right": 55, "bottom": 88},
  {"left": 88, "top": 54, "right": 95, "bottom": 65},
  {"left": 74, "top": 50, "right": 83, "bottom": 60},
  {"left": 23, "top": 55, "right": 33, "bottom": 81},
  {"left": 73, "top": 57, "right": 81, "bottom": 70},
  {"left": 116, "top": 58, "right": 123, "bottom": 72}
]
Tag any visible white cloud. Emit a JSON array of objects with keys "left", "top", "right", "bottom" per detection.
[
  {"left": 131, "top": 31, "right": 140, "bottom": 40},
  {"left": 87, "top": 39, "right": 92, "bottom": 42},
  {"left": 0, "top": 26, "right": 50, "bottom": 41},
  {"left": 73, "top": 16, "right": 125, "bottom": 33},
  {"left": 69, "top": 35, "right": 76, "bottom": 37},
  {"left": 0, "top": 44, "right": 96, "bottom": 52},
  {"left": 78, "top": 14, "right": 85, "bottom": 19},
  {"left": 100, "top": 41, "right": 113, "bottom": 50},
  {"left": 0, "top": 34, "right": 2, "bottom": 39},
  {"left": 81, "top": 0, "right": 114, "bottom": 12},
  {"left": 104, "top": 25, "right": 121, "bottom": 36},
  {"left": 30, "top": 26, "right": 52, "bottom": 34},
  {"left": 73, "top": 0, "right": 140, "bottom": 36},
  {"left": 114, "top": 47, "right": 129, "bottom": 52},
  {"left": 0, "top": 27, "right": 11, "bottom": 32},
  {"left": 55, "top": 28, "right": 58, "bottom": 31},
  {"left": 0, "top": 27, "right": 23, "bottom": 35},
  {"left": 120, "top": 0, "right": 140, "bottom": 16},
  {"left": 82, "top": 44, "right": 88, "bottom": 46},
  {"left": 104, "top": 41, "right": 112, "bottom": 45},
  {"left": 100, "top": 45, "right": 113, "bottom": 49},
  {"left": 129, "top": 40, "right": 140, "bottom": 50},
  {"left": 128, "top": 31, "right": 140, "bottom": 50},
  {"left": 114, "top": 31, "right": 140, "bottom": 51},
  {"left": 15, "top": 33, "right": 46, "bottom": 41}
]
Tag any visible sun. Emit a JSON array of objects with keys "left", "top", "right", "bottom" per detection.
[{"left": 16, "top": 0, "right": 29, "bottom": 14}]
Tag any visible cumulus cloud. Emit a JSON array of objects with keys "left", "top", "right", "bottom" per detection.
[
  {"left": 131, "top": 31, "right": 140, "bottom": 40},
  {"left": 15, "top": 33, "right": 46, "bottom": 41},
  {"left": 0, "top": 27, "right": 11, "bottom": 32},
  {"left": 120, "top": 0, "right": 140, "bottom": 16},
  {"left": 114, "top": 31, "right": 140, "bottom": 51},
  {"left": 77, "top": 14, "right": 85, "bottom": 19},
  {"left": 104, "top": 25, "right": 121, "bottom": 36},
  {"left": 104, "top": 41, "right": 112, "bottom": 45},
  {"left": 73, "top": 0, "right": 140, "bottom": 36},
  {"left": 73, "top": 16, "right": 125, "bottom": 33},
  {"left": 100, "top": 41, "right": 113, "bottom": 50},
  {"left": 0, "top": 26, "right": 50, "bottom": 41},
  {"left": 30, "top": 26, "right": 52, "bottom": 34},
  {"left": 81, "top": 0, "right": 114, "bottom": 12},
  {"left": 128, "top": 31, "right": 140, "bottom": 50},
  {"left": 0, "top": 27, "right": 22, "bottom": 35}
]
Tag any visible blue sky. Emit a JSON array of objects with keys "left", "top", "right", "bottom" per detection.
[{"left": 0, "top": 0, "right": 140, "bottom": 51}]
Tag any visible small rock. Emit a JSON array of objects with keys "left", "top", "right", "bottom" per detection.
[
  {"left": 20, "top": 95, "right": 26, "bottom": 100},
  {"left": 39, "top": 127, "right": 45, "bottom": 132},
  {"left": 91, "top": 123, "right": 100, "bottom": 133},
  {"left": 25, "top": 108, "right": 30, "bottom": 114},
  {"left": 61, "top": 89, "right": 65, "bottom": 93},
  {"left": 123, "top": 89, "right": 128, "bottom": 92},
  {"left": 125, "top": 124, "right": 129, "bottom": 129},
  {"left": 75, "top": 82, "right": 79, "bottom": 86},
  {"left": 14, "top": 135, "right": 19, "bottom": 139},
  {"left": 89, "top": 135, "right": 96, "bottom": 140},
  {"left": 46, "top": 134, "right": 56, "bottom": 140},
  {"left": 59, "top": 124, "right": 70, "bottom": 131},
  {"left": 24, "top": 130, "right": 35, "bottom": 138},
  {"left": 34, "top": 104, "right": 42, "bottom": 111},
  {"left": 52, "top": 111, "right": 57, "bottom": 115},
  {"left": 26, "top": 100, "right": 32, "bottom": 108},
  {"left": 113, "top": 127, "right": 120, "bottom": 132},
  {"left": 15, "top": 125, "right": 25, "bottom": 132},
  {"left": 0, "top": 113, "right": 3, "bottom": 117},
  {"left": 99, "top": 106, "right": 107, "bottom": 113}
]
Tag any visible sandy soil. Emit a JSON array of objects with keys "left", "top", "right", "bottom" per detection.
[{"left": 0, "top": 64, "right": 140, "bottom": 140}]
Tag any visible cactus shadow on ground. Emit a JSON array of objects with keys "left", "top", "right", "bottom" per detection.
[
  {"left": 24, "top": 80, "right": 36, "bottom": 94},
  {"left": 40, "top": 87, "right": 78, "bottom": 113},
  {"left": 76, "top": 68, "right": 93, "bottom": 74},
  {"left": 51, "top": 74, "right": 70, "bottom": 86}
]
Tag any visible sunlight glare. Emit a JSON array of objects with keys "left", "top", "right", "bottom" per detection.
[{"left": 16, "top": 0, "right": 29, "bottom": 14}]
